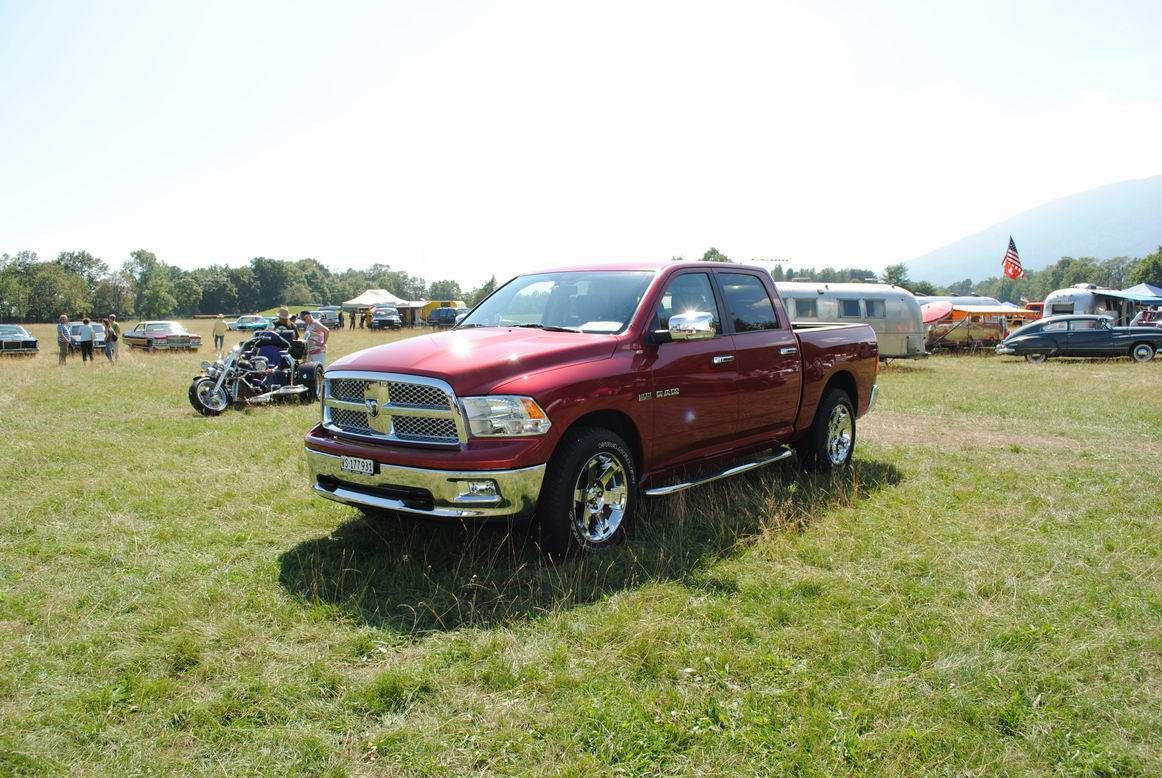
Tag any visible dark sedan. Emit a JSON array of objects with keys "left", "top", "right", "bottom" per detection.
[
  {"left": 0, "top": 324, "right": 39, "bottom": 355},
  {"left": 996, "top": 314, "right": 1162, "bottom": 363}
]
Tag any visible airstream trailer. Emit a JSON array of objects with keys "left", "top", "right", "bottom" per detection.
[
  {"left": 1041, "top": 284, "right": 1136, "bottom": 325},
  {"left": 775, "top": 281, "right": 925, "bottom": 359}
]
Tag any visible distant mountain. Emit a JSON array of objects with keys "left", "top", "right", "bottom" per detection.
[{"left": 905, "top": 175, "right": 1162, "bottom": 284}]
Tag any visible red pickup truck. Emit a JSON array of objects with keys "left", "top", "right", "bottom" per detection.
[{"left": 305, "top": 262, "right": 879, "bottom": 555}]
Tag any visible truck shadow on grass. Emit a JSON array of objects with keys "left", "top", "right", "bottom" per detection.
[{"left": 277, "top": 459, "right": 901, "bottom": 635}]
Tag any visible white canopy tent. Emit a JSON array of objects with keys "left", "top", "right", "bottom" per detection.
[
  {"left": 341, "top": 289, "right": 428, "bottom": 325},
  {"left": 341, "top": 289, "right": 410, "bottom": 310}
]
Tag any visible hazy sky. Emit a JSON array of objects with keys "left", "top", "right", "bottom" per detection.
[{"left": 2, "top": 0, "right": 1160, "bottom": 287}]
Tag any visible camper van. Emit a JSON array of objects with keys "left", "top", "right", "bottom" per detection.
[
  {"left": 1042, "top": 284, "right": 1136, "bottom": 325},
  {"left": 775, "top": 281, "right": 925, "bottom": 359}
]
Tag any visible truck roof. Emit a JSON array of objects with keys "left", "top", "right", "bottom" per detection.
[{"left": 522, "top": 260, "right": 768, "bottom": 275}]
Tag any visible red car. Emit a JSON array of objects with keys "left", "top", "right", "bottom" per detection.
[{"left": 305, "top": 262, "right": 879, "bottom": 555}]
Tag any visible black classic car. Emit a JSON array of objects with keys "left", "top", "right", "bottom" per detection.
[
  {"left": 0, "top": 324, "right": 39, "bottom": 355},
  {"left": 996, "top": 314, "right": 1162, "bottom": 363}
]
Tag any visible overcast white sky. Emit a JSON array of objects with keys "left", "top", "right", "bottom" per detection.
[{"left": 2, "top": 0, "right": 1160, "bottom": 287}]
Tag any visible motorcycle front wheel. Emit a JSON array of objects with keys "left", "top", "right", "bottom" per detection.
[{"left": 189, "top": 377, "right": 229, "bottom": 416}]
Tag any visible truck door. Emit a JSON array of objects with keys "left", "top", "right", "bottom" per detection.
[
  {"left": 648, "top": 272, "right": 740, "bottom": 468},
  {"left": 715, "top": 271, "right": 803, "bottom": 440}
]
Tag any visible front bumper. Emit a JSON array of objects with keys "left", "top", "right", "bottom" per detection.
[
  {"left": 306, "top": 447, "right": 546, "bottom": 519},
  {"left": 995, "top": 346, "right": 1016, "bottom": 354}
]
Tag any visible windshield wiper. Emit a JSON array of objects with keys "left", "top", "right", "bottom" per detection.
[{"left": 515, "top": 323, "right": 582, "bottom": 333}]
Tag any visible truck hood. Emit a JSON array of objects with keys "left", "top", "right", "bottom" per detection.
[{"left": 328, "top": 328, "right": 618, "bottom": 395}]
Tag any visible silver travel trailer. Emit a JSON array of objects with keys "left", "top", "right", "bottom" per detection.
[
  {"left": 775, "top": 281, "right": 925, "bottom": 359},
  {"left": 1041, "top": 284, "right": 1136, "bottom": 325}
]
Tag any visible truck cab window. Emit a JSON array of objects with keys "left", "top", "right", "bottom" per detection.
[
  {"left": 720, "top": 273, "right": 780, "bottom": 332},
  {"left": 656, "top": 273, "right": 721, "bottom": 334}
]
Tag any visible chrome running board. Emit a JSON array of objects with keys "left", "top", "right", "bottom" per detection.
[{"left": 643, "top": 446, "right": 794, "bottom": 497}]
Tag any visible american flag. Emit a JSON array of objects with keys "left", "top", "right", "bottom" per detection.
[{"left": 1002, "top": 236, "right": 1025, "bottom": 280}]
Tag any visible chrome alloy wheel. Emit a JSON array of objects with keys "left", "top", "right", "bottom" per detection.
[
  {"left": 826, "top": 403, "right": 853, "bottom": 466},
  {"left": 572, "top": 452, "right": 629, "bottom": 544},
  {"left": 196, "top": 380, "right": 229, "bottom": 412}
]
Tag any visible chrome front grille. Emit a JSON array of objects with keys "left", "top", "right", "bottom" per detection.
[
  {"left": 392, "top": 416, "right": 459, "bottom": 441},
  {"left": 323, "top": 371, "right": 465, "bottom": 446},
  {"left": 329, "top": 407, "right": 376, "bottom": 436},
  {"left": 330, "top": 378, "right": 370, "bottom": 402},
  {"left": 386, "top": 382, "right": 450, "bottom": 408}
]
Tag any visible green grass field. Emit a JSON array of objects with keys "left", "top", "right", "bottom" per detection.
[{"left": 1, "top": 323, "right": 1159, "bottom": 775}]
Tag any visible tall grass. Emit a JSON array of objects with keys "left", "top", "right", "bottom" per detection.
[{"left": 0, "top": 328, "right": 1159, "bottom": 774}]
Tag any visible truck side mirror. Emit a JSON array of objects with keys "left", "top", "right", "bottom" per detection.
[{"left": 668, "top": 311, "right": 715, "bottom": 341}]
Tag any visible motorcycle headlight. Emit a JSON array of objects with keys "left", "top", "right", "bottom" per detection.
[
  {"left": 461, "top": 396, "right": 551, "bottom": 437},
  {"left": 200, "top": 360, "right": 215, "bottom": 371}
]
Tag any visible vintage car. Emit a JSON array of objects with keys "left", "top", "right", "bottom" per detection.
[
  {"left": 996, "top": 314, "right": 1162, "bottom": 363},
  {"left": 0, "top": 324, "right": 39, "bottom": 355},
  {"left": 123, "top": 321, "right": 203, "bottom": 351},
  {"left": 68, "top": 322, "right": 106, "bottom": 352},
  {"left": 228, "top": 315, "right": 272, "bottom": 332}
]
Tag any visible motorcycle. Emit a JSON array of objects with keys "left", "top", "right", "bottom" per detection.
[{"left": 188, "top": 329, "right": 323, "bottom": 416}]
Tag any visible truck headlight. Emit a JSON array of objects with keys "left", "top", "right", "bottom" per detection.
[{"left": 461, "top": 396, "right": 551, "bottom": 437}]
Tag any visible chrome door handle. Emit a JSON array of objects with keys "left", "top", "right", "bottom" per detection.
[
  {"left": 712, "top": 355, "right": 734, "bottom": 365},
  {"left": 779, "top": 347, "right": 798, "bottom": 355}
]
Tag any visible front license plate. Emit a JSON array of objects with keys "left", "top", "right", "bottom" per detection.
[{"left": 340, "top": 456, "right": 376, "bottom": 476}]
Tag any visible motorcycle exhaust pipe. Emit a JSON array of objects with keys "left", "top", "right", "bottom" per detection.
[{"left": 244, "top": 385, "right": 308, "bottom": 404}]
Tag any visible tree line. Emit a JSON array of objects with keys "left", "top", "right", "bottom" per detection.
[
  {"left": 4, "top": 244, "right": 1158, "bottom": 323},
  {"left": 0, "top": 249, "right": 497, "bottom": 322}
]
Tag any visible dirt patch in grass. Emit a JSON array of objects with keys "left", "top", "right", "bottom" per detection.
[{"left": 861, "top": 410, "right": 1084, "bottom": 451}]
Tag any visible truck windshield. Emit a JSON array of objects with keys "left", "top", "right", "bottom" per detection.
[{"left": 460, "top": 271, "right": 654, "bottom": 334}]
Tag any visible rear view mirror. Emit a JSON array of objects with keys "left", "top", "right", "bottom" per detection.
[{"left": 668, "top": 311, "right": 715, "bottom": 341}]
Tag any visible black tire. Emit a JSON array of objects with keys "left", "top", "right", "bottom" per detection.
[
  {"left": 1024, "top": 352, "right": 1048, "bottom": 364},
  {"left": 301, "top": 363, "right": 324, "bottom": 403},
  {"left": 1130, "top": 343, "right": 1155, "bottom": 363},
  {"left": 795, "top": 388, "right": 855, "bottom": 473},
  {"left": 536, "top": 427, "right": 637, "bottom": 557},
  {"left": 188, "top": 377, "right": 228, "bottom": 416}
]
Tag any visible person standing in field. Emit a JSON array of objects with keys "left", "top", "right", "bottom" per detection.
[
  {"left": 56, "top": 314, "right": 70, "bottom": 365},
  {"left": 300, "top": 310, "right": 330, "bottom": 366},
  {"left": 212, "top": 313, "right": 227, "bottom": 356},
  {"left": 102, "top": 318, "right": 114, "bottom": 363},
  {"left": 338, "top": 309, "right": 344, "bottom": 329},
  {"left": 77, "top": 317, "right": 94, "bottom": 366},
  {"left": 107, "top": 313, "right": 120, "bottom": 363}
]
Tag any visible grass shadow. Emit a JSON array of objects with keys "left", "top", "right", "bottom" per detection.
[{"left": 277, "top": 458, "right": 902, "bottom": 635}]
